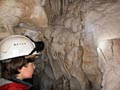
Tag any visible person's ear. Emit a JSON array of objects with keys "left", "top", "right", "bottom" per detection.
[{"left": 18, "top": 67, "right": 22, "bottom": 73}]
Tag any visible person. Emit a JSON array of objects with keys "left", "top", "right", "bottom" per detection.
[{"left": 0, "top": 35, "right": 44, "bottom": 90}]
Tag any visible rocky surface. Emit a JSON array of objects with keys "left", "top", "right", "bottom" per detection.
[{"left": 0, "top": 0, "right": 120, "bottom": 90}]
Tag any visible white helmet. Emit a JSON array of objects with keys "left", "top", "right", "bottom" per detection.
[{"left": 0, "top": 35, "right": 38, "bottom": 61}]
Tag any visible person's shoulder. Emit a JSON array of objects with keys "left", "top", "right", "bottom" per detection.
[
  {"left": 0, "top": 78, "right": 13, "bottom": 86},
  {"left": 10, "top": 82, "right": 29, "bottom": 90},
  {"left": 3, "top": 82, "right": 29, "bottom": 90}
]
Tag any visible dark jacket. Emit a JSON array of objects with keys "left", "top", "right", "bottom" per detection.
[{"left": 0, "top": 78, "right": 32, "bottom": 90}]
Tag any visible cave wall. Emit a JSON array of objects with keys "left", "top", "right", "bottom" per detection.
[{"left": 0, "top": 0, "right": 120, "bottom": 90}]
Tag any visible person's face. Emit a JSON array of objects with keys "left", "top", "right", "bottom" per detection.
[{"left": 17, "top": 62, "right": 35, "bottom": 80}]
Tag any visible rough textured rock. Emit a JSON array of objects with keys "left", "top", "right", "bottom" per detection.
[
  {"left": 0, "top": 0, "right": 120, "bottom": 90},
  {"left": 0, "top": 0, "right": 48, "bottom": 39},
  {"left": 97, "top": 39, "right": 120, "bottom": 90}
]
